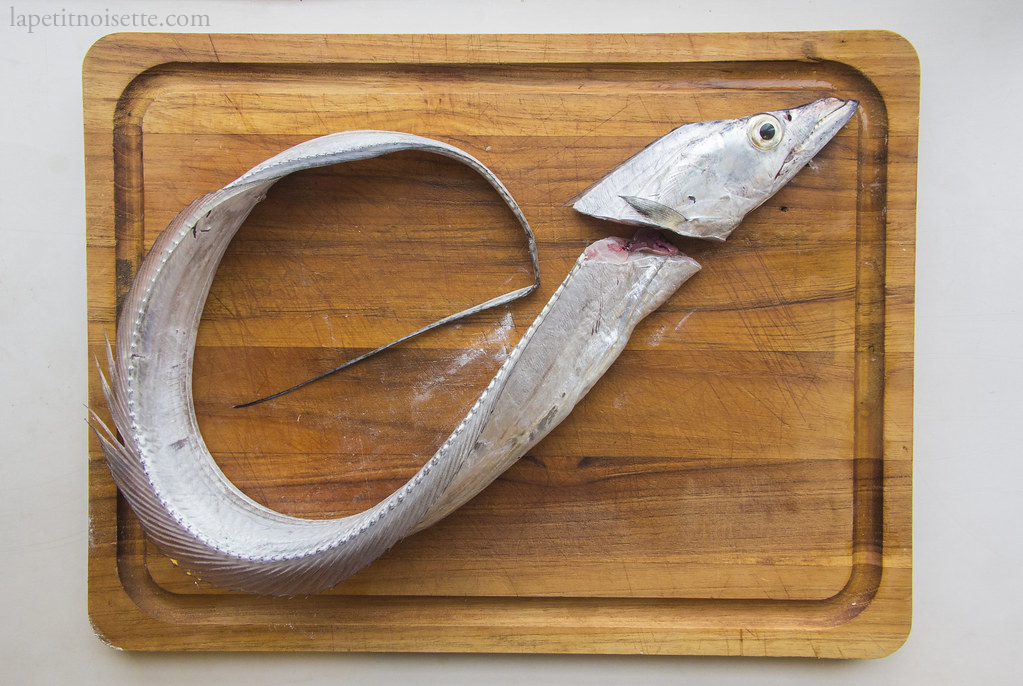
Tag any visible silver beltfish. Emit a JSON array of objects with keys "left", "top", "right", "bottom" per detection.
[
  {"left": 90, "top": 131, "right": 699, "bottom": 596},
  {"left": 572, "top": 98, "right": 858, "bottom": 240},
  {"left": 91, "top": 96, "right": 857, "bottom": 595}
]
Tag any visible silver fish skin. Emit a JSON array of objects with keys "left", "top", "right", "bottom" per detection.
[
  {"left": 92, "top": 231, "right": 698, "bottom": 595},
  {"left": 90, "top": 130, "right": 539, "bottom": 596},
  {"left": 571, "top": 98, "right": 859, "bottom": 241},
  {"left": 414, "top": 229, "right": 699, "bottom": 532},
  {"left": 90, "top": 127, "right": 700, "bottom": 595}
]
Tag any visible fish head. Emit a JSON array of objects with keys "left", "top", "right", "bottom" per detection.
[
  {"left": 760, "top": 97, "right": 861, "bottom": 191},
  {"left": 572, "top": 98, "right": 859, "bottom": 241}
]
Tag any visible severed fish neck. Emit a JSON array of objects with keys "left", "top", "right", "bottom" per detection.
[{"left": 572, "top": 98, "right": 858, "bottom": 241}]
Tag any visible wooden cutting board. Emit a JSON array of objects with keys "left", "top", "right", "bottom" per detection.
[{"left": 84, "top": 31, "right": 916, "bottom": 657}]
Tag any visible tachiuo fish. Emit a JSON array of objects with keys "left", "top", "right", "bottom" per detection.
[{"left": 91, "top": 99, "right": 857, "bottom": 595}]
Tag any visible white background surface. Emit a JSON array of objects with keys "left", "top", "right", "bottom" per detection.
[{"left": 1, "top": 0, "right": 1020, "bottom": 682}]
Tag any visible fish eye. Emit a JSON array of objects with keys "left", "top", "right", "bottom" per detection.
[{"left": 747, "top": 114, "right": 784, "bottom": 150}]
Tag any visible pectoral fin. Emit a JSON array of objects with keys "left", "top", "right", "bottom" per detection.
[{"left": 620, "top": 195, "right": 689, "bottom": 232}]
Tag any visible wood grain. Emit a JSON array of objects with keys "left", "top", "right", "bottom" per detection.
[{"left": 85, "top": 31, "right": 916, "bottom": 656}]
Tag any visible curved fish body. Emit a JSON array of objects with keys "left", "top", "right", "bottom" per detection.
[
  {"left": 93, "top": 130, "right": 538, "bottom": 595},
  {"left": 92, "top": 95, "right": 857, "bottom": 595},
  {"left": 572, "top": 98, "right": 859, "bottom": 241},
  {"left": 90, "top": 129, "right": 699, "bottom": 595}
]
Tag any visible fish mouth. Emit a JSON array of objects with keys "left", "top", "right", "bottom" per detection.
[{"left": 777, "top": 98, "right": 859, "bottom": 179}]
